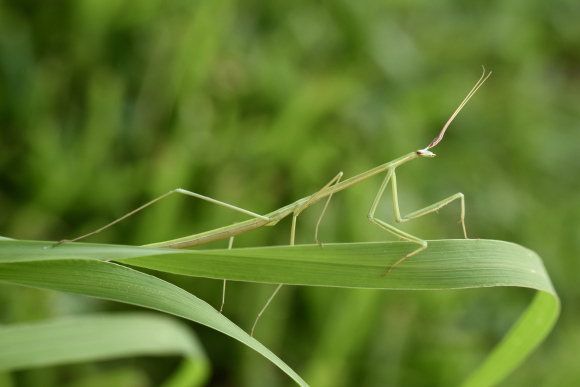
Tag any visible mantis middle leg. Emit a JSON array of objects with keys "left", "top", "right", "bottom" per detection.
[
  {"left": 250, "top": 171, "right": 343, "bottom": 337},
  {"left": 219, "top": 236, "right": 235, "bottom": 314}
]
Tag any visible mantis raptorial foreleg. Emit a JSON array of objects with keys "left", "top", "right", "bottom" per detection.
[
  {"left": 250, "top": 171, "right": 344, "bottom": 337},
  {"left": 368, "top": 168, "right": 467, "bottom": 277},
  {"left": 51, "top": 188, "right": 269, "bottom": 246}
]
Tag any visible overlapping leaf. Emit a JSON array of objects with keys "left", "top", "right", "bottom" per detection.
[{"left": 0, "top": 313, "right": 209, "bottom": 387}]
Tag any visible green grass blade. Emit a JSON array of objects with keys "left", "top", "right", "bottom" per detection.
[
  {"left": 116, "top": 239, "right": 555, "bottom": 292},
  {"left": 461, "top": 290, "right": 559, "bottom": 387},
  {"left": 0, "top": 239, "right": 559, "bottom": 386},
  {"left": 0, "top": 313, "right": 209, "bottom": 387},
  {"left": 116, "top": 238, "right": 561, "bottom": 386}
]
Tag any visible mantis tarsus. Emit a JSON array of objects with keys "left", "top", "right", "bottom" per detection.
[{"left": 53, "top": 68, "right": 491, "bottom": 337}]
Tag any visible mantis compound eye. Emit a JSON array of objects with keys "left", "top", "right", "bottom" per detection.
[{"left": 417, "top": 149, "right": 436, "bottom": 157}]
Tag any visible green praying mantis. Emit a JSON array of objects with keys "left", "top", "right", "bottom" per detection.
[{"left": 53, "top": 68, "right": 491, "bottom": 336}]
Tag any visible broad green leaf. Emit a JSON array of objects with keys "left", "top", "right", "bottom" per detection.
[
  {"left": 0, "top": 239, "right": 559, "bottom": 386},
  {"left": 0, "top": 313, "right": 208, "bottom": 387}
]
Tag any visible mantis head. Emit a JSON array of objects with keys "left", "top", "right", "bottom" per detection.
[
  {"left": 417, "top": 67, "right": 491, "bottom": 157},
  {"left": 416, "top": 149, "right": 436, "bottom": 157}
]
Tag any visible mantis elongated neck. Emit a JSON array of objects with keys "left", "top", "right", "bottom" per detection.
[
  {"left": 263, "top": 150, "right": 421, "bottom": 222},
  {"left": 316, "top": 151, "right": 419, "bottom": 198}
]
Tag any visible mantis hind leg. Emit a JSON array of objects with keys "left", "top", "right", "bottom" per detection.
[{"left": 50, "top": 188, "right": 270, "bottom": 247}]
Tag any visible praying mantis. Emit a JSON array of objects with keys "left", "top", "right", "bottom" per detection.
[{"left": 53, "top": 68, "right": 491, "bottom": 336}]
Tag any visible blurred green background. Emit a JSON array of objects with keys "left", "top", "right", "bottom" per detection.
[{"left": 0, "top": 0, "right": 578, "bottom": 386}]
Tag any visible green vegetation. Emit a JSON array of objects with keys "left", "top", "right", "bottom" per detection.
[
  {"left": 1, "top": 0, "right": 578, "bottom": 386},
  {"left": 0, "top": 239, "right": 560, "bottom": 386},
  {"left": 0, "top": 313, "right": 210, "bottom": 387}
]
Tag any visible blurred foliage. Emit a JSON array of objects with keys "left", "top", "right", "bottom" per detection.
[{"left": 0, "top": 0, "right": 578, "bottom": 386}]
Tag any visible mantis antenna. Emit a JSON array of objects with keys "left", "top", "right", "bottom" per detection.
[{"left": 422, "top": 66, "right": 492, "bottom": 151}]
